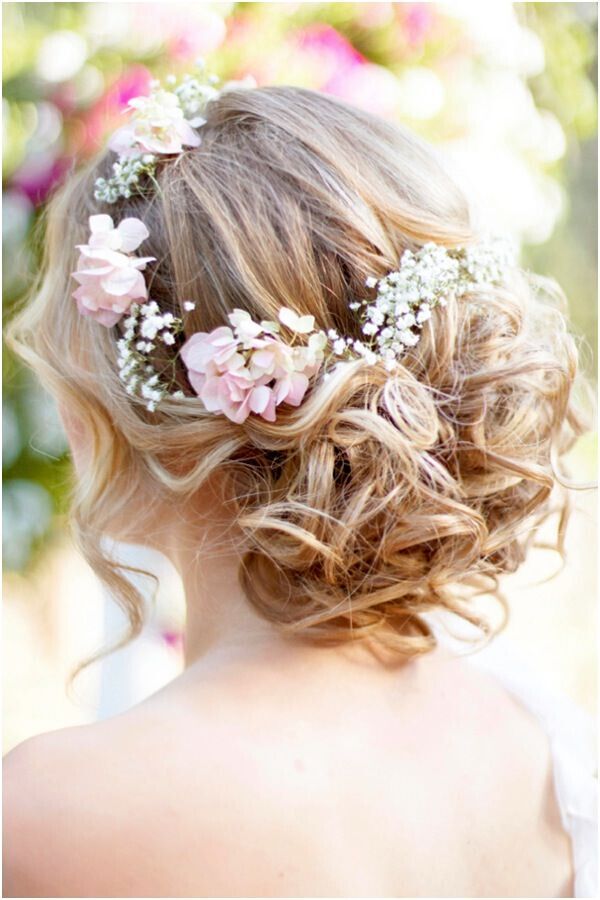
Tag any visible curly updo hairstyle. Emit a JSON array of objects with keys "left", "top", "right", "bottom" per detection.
[{"left": 9, "top": 86, "right": 591, "bottom": 661}]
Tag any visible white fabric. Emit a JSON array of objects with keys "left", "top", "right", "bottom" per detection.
[{"left": 445, "top": 632, "right": 598, "bottom": 898}]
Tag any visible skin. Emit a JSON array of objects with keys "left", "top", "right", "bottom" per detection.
[{"left": 2, "top": 416, "right": 574, "bottom": 898}]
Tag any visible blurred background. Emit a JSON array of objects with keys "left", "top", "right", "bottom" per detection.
[{"left": 3, "top": 2, "right": 597, "bottom": 753}]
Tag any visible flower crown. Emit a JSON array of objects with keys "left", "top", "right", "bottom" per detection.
[{"left": 71, "top": 65, "right": 516, "bottom": 422}]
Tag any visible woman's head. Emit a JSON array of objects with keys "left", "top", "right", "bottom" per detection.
[{"left": 9, "top": 85, "right": 589, "bottom": 658}]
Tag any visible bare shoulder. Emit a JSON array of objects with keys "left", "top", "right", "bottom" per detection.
[
  {"left": 1, "top": 694, "right": 301, "bottom": 898},
  {"left": 422, "top": 647, "right": 574, "bottom": 894},
  {"left": 426, "top": 646, "right": 562, "bottom": 802},
  {"left": 2, "top": 649, "right": 575, "bottom": 898},
  {"left": 2, "top": 711, "right": 221, "bottom": 898},
  {"left": 3, "top": 721, "right": 131, "bottom": 898}
]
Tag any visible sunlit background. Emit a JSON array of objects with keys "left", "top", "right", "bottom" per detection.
[{"left": 3, "top": 2, "right": 597, "bottom": 753}]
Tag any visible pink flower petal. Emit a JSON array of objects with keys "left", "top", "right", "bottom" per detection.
[
  {"left": 75, "top": 294, "right": 122, "bottom": 327},
  {"left": 248, "top": 385, "right": 272, "bottom": 415},
  {"left": 209, "top": 328, "right": 237, "bottom": 347},
  {"left": 108, "top": 124, "right": 138, "bottom": 156},
  {"left": 73, "top": 285, "right": 99, "bottom": 311},
  {"left": 224, "top": 373, "right": 252, "bottom": 402},
  {"left": 200, "top": 376, "right": 225, "bottom": 411},
  {"left": 279, "top": 307, "right": 315, "bottom": 334},
  {"left": 93, "top": 307, "right": 125, "bottom": 327},
  {"left": 178, "top": 120, "right": 202, "bottom": 148},
  {"left": 186, "top": 369, "right": 206, "bottom": 397},
  {"left": 259, "top": 394, "right": 278, "bottom": 422},
  {"left": 181, "top": 330, "right": 235, "bottom": 372},
  {"left": 71, "top": 264, "right": 114, "bottom": 283},
  {"left": 277, "top": 371, "right": 309, "bottom": 406},
  {"left": 180, "top": 332, "right": 209, "bottom": 368},
  {"left": 143, "top": 133, "right": 184, "bottom": 155},
  {"left": 213, "top": 347, "right": 245, "bottom": 370},
  {"left": 225, "top": 394, "right": 252, "bottom": 424},
  {"left": 89, "top": 214, "right": 114, "bottom": 236},
  {"left": 130, "top": 255, "right": 156, "bottom": 269},
  {"left": 78, "top": 246, "right": 133, "bottom": 267},
  {"left": 100, "top": 267, "right": 145, "bottom": 297},
  {"left": 117, "top": 217, "right": 150, "bottom": 252},
  {"left": 250, "top": 347, "right": 276, "bottom": 371}
]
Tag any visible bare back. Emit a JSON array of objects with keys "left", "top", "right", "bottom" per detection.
[{"left": 3, "top": 644, "right": 573, "bottom": 898}]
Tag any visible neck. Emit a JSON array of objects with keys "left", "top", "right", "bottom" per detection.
[
  {"left": 159, "top": 486, "right": 289, "bottom": 667},
  {"left": 179, "top": 545, "right": 288, "bottom": 667},
  {"left": 157, "top": 481, "right": 404, "bottom": 675}
]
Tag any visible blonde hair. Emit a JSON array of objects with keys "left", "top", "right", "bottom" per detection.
[{"left": 8, "top": 86, "right": 591, "bottom": 662}]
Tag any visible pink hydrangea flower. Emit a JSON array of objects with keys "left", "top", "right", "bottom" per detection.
[
  {"left": 180, "top": 307, "right": 327, "bottom": 423},
  {"left": 71, "top": 214, "right": 155, "bottom": 327},
  {"left": 109, "top": 89, "right": 201, "bottom": 157}
]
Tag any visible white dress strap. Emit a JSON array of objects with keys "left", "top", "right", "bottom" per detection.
[{"left": 461, "top": 636, "right": 598, "bottom": 898}]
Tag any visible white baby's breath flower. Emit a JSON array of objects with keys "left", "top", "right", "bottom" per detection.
[
  {"left": 140, "top": 321, "right": 158, "bottom": 340},
  {"left": 338, "top": 238, "right": 512, "bottom": 370},
  {"left": 397, "top": 313, "right": 416, "bottom": 330},
  {"left": 398, "top": 329, "right": 419, "bottom": 347}
]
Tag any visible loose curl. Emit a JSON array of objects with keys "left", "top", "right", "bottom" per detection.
[{"left": 8, "top": 86, "right": 592, "bottom": 666}]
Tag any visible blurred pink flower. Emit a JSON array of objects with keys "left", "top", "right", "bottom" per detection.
[
  {"left": 71, "top": 215, "right": 154, "bottom": 327},
  {"left": 106, "top": 66, "right": 154, "bottom": 111},
  {"left": 296, "top": 24, "right": 365, "bottom": 71},
  {"left": 274, "top": 23, "right": 401, "bottom": 117},
  {"left": 296, "top": 24, "right": 366, "bottom": 88},
  {"left": 50, "top": 83, "right": 78, "bottom": 117},
  {"left": 80, "top": 65, "right": 153, "bottom": 154},
  {"left": 162, "top": 630, "right": 184, "bottom": 652},
  {"left": 246, "top": 22, "right": 366, "bottom": 90},
  {"left": 131, "top": 5, "right": 227, "bottom": 61},
  {"left": 403, "top": 4, "right": 435, "bottom": 47},
  {"left": 11, "top": 154, "right": 71, "bottom": 206},
  {"left": 325, "top": 63, "right": 401, "bottom": 117},
  {"left": 167, "top": 14, "right": 227, "bottom": 60}
]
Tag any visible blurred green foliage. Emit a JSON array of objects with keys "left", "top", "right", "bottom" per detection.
[{"left": 3, "top": 2, "right": 597, "bottom": 569}]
